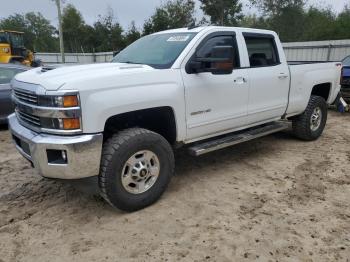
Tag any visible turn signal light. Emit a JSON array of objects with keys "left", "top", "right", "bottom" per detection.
[
  {"left": 63, "top": 118, "right": 80, "bottom": 130},
  {"left": 63, "top": 95, "right": 79, "bottom": 107}
]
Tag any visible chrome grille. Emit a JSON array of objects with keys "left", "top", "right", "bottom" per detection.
[
  {"left": 13, "top": 89, "right": 38, "bottom": 105},
  {"left": 16, "top": 110, "right": 41, "bottom": 127},
  {"left": 11, "top": 80, "right": 82, "bottom": 135}
]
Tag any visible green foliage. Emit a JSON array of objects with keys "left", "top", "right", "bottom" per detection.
[
  {"left": 25, "top": 12, "right": 58, "bottom": 51},
  {"left": 1, "top": 1, "right": 350, "bottom": 53},
  {"left": 247, "top": 0, "right": 306, "bottom": 41},
  {"left": 250, "top": 0, "right": 305, "bottom": 16},
  {"left": 0, "top": 13, "right": 57, "bottom": 51},
  {"left": 124, "top": 21, "right": 141, "bottom": 46},
  {"left": 334, "top": 7, "right": 350, "bottom": 40},
  {"left": 92, "top": 10, "right": 124, "bottom": 52},
  {"left": 240, "top": 14, "right": 268, "bottom": 28},
  {"left": 143, "top": 0, "right": 196, "bottom": 35},
  {"left": 62, "top": 4, "right": 92, "bottom": 52},
  {"left": 300, "top": 7, "right": 336, "bottom": 41},
  {"left": 268, "top": 5, "right": 306, "bottom": 41},
  {"left": 199, "top": 0, "right": 243, "bottom": 26},
  {"left": 244, "top": 0, "right": 349, "bottom": 42}
]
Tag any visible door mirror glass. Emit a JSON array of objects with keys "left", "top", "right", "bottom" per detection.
[
  {"left": 189, "top": 46, "right": 234, "bottom": 75},
  {"left": 186, "top": 35, "right": 237, "bottom": 75}
]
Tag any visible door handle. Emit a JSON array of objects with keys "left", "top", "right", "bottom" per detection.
[
  {"left": 234, "top": 77, "right": 247, "bottom": 84},
  {"left": 278, "top": 73, "right": 288, "bottom": 79}
]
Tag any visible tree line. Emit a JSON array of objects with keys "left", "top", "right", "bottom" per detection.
[{"left": 1, "top": 0, "right": 350, "bottom": 53}]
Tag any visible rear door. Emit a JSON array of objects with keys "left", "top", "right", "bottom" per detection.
[
  {"left": 182, "top": 31, "right": 250, "bottom": 141},
  {"left": 242, "top": 33, "right": 290, "bottom": 124}
]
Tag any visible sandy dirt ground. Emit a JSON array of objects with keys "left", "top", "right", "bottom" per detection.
[{"left": 1, "top": 111, "right": 350, "bottom": 262}]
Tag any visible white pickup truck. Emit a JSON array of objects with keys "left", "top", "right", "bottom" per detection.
[{"left": 9, "top": 26, "right": 341, "bottom": 211}]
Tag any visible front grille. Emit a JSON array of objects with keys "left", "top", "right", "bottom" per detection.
[
  {"left": 12, "top": 80, "right": 82, "bottom": 134},
  {"left": 16, "top": 110, "right": 41, "bottom": 127},
  {"left": 13, "top": 89, "right": 38, "bottom": 105}
]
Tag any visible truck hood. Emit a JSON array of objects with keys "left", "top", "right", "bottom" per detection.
[{"left": 14, "top": 63, "right": 155, "bottom": 91}]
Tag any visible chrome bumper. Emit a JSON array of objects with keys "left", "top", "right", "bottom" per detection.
[{"left": 8, "top": 114, "right": 103, "bottom": 179}]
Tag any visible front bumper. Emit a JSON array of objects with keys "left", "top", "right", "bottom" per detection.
[{"left": 8, "top": 114, "right": 103, "bottom": 179}]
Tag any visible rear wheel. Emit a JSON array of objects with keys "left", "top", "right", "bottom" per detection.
[
  {"left": 99, "top": 128, "right": 175, "bottom": 211},
  {"left": 292, "top": 95, "right": 327, "bottom": 141}
]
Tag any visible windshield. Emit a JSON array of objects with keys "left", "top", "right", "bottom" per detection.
[
  {"left": 112, "top": 33, "right": 197, "bottom": 69},
  {"left": 9, "top": 33, "right": 24, "bottom": 48}
]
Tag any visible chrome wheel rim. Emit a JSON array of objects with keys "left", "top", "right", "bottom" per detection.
[
  {"left": 121, "top": 150, "right": 160, "bottom": 194},
  {"left": 310, "top": 107, "right": 322, "bottom": 131}
]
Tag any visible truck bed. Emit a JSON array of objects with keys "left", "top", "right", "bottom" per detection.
[{"left": 286, "top": 61, "right": 342, "bottom": 116}]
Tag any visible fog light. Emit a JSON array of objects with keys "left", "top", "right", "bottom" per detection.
[{"left": 47, "top": 149, "right": 68, "bottom": 164}]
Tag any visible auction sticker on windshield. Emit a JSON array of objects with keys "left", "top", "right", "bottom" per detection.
[{"left": 167, "top": 35, "right": 191, "bottom": 42}]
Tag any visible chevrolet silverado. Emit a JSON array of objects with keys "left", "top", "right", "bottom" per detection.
[{"left": 8, "top": 26, "right": 341, "bottom": 211}]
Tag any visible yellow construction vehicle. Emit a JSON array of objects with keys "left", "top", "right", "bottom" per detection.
[{"left": 0, "top": 30, "right": 41, "bottom": 67}]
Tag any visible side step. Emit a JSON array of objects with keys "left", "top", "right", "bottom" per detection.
[{"left": 188, "top": 121, "right": 290, "bottom": 156}]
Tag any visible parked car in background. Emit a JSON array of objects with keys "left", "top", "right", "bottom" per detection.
[
  {"left": 341, "top": 55, "right": 350, "bottom": 102},
  {"left": 0, "top": 63, "right": 28, "bottom": 124}
]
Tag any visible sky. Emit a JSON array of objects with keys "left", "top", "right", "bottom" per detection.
[{"left": 0, "top": 0, "right": 349, "bottom": 30}]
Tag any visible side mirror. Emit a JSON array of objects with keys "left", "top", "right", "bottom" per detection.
[{"left": 187, "top": 46, "right": 234, "bottom": 74}]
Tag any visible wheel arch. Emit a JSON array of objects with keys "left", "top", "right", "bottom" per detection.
[
  {"left": 103, "top": 106, "right": 178, "bottom": 145},
  {"left": 311, "top": 82, "right": 331, "bottom": 102}
]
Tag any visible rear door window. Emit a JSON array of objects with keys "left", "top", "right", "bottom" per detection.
[{"left": 243, "top": 34, "right": 280, "bottom": 67}]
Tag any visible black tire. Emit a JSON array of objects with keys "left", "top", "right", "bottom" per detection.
[
  {"left": 99, "top": 128, "right": 175, "bottom": 212},
  {"left": 292, "top": 95, "right": 327, "bottom": 141}
]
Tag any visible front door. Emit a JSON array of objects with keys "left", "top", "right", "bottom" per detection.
[{"left": 182, "top": 32, "right": 249, "bottom": 141}]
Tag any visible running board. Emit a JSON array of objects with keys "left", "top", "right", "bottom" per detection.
[{"left": 188, "top": 121, "right": 290, "bottom": 156}]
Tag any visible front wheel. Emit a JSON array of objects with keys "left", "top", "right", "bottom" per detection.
[
  {"left": 292, "top": 95, "right": 328, "bottom": 141},
  {"left": 99, "top": 128, "right": 175, "bottom": 212}
]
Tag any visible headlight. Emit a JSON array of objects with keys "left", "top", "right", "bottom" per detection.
[
  {"left": 13, "top": 88, "right": 82, "bottom": 135},
  {"left": 41, "top": 117, "right": 81, "bottom": 131},
  {"left": 38, "top": 94, "right": 79, "bottom": 108}
]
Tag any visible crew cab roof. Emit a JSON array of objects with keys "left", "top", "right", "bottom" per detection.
[{"left": 153, "top": 26, "right": 277, "bottom": 36}]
